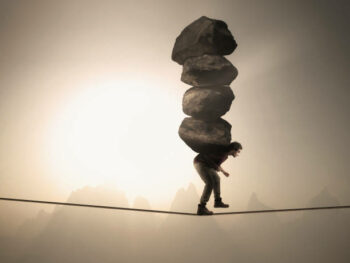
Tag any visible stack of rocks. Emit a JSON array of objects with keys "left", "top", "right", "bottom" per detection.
[{"left": 171, "top": 16, "right": 238, "bottom": 154}]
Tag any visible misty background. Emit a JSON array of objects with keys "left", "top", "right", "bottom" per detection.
[{"left": 0, "top": 0, "right": 349, "bottom": 262}]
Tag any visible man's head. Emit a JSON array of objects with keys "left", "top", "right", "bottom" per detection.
[{"left": 227, "top": 141, "right": 242, "bottom": 158}]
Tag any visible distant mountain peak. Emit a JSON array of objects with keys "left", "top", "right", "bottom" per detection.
[
  {"left": 186, "top": 182, "right": 197, "bottom": 195},
  {"left": 250, "top": 192, "right": 258, "bottom": 201},
  {"left": 65, "top": 185, "right": 129, "bottom": 207},
  {"left": 309, "top": 186, "right": 339, "bottom": 207},
  {"left": 247, "top": 192, "right": 271, "bottom": 210},
  {"left": 169, "top": 183, "right": 200, "bottom": 211}
]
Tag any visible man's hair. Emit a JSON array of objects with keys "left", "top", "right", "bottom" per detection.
[{"left": 227, "top": 141, "right": 242, "bottom": 151}]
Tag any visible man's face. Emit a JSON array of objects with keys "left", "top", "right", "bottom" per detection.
[{"left": 230, "top": 149, "right": 241, "bottom": 157}]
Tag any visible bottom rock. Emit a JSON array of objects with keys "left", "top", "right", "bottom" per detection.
[{"left": 178, "top": 117, "right": 231, "bottom": 154}]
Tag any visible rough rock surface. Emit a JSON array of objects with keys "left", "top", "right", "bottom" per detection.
[
  {"left": 178, "top": 117, "right": 231, "bottom": 154},
  {"left": 182, "top": 85, "right": 234, "bottom": 120},
  {"left": 171, "top": 16, "right": 237, "bottom": 65},
  {"left": 181, "top": 55, "right": 238, "bottom": 86}
]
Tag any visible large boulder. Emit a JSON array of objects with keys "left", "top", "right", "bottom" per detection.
[
  {"left": 182, "top": 85, "right": 234, "bottom": 120},
  {"left": 178, "top": 117, "right": 231, "bottom": 154},
  {"left": 181, "top": 55, "right": 238, "bottom": 86},
  {"left": 171, "top": 16, "right": 237, "bottom": 65}
]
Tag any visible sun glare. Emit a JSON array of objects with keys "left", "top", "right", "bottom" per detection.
[{"left": 46, "top": 77, "right": 185, "bottom": 202}]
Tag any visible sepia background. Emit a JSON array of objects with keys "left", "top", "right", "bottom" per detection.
[{"left": 0, "top": 0, "right": 349, "bottom": 262}]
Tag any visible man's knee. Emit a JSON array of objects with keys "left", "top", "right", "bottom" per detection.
[
  {"left": 211, "top": 173, "right": 220, "bottom": 184},
  {"left": 213, "top": 178, "right": 220, "bottom": 188},
  {"left": 205, "top": 181, "right": 214, "bottom": 188}
]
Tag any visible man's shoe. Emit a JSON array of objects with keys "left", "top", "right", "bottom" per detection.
[
  {"left": 197, "top": 203, "right": 214, "bottom": 215},
  {"left": 214, "top": 198, "right": 229, "bottom": 208}
]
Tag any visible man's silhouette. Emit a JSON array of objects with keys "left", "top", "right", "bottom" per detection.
[{"left": 194, "top": 141, "right": 242, "bottom": 215}]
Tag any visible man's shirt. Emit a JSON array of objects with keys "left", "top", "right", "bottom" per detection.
[{"left": 193, "top": 148, "right": 230, "bottom": 171}]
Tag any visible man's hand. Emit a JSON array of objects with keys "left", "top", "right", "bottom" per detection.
[
  {"left": 219, "top": 167, "right": 230, "bottom": 177},
  {"left": 218, "top": 166, "right": 230, "bottom": 177}
]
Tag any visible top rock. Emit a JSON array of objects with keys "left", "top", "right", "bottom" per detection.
[{"left": 171, "top": 16, "right": 237, "bottom": 65}]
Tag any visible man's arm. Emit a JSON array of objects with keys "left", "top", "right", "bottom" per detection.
[
  {"left": 204, "top": 155, "right": 229, "bottom": 175},
  {"left": 217, "top": 165, "right": 230, "bottom": 176},
  {"left": 201, "top": 154, "right": 230, "bottom": 176},
  {"left": 217, "top": 166, "right": 226, "bottom": 173},
  {"left": 202, "top": 155, "right": 220, "bottom": 171}
]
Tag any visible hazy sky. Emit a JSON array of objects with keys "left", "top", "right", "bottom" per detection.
[{"left": 0, "top": 0, "right": 349, "bottom": 211}]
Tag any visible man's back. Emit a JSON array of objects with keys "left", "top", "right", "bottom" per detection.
[{"left": 194, "top": 149, "right": 229, "bottom": 171}]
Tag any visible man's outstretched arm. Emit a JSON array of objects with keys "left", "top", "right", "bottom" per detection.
[
  {"left": 205, "top": 156, "right": 230, "bottom": 177},
  {"left": 217, "top": 166, "right": 230, "bottom": 177},
  {"left": 202, "top": 154, "right": 230, "bottom": 176}
]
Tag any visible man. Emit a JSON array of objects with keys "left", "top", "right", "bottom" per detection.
[{"left": 193, "top": 141, "right": 242, "bottom": 215}]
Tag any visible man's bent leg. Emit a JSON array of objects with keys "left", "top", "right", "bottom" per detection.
[
  {"left": 200, "top": 183, "right": 213, "bottom": 204},
  {"left": 194, "top": 163, "right": 214, "bottom": 204},
  {"left": 208, "top": 169, "right": 221, "bottom": 200},
  {"left": 194, "top": 163, "right": 214, "bottom": 215},
  {"left": 209, "top": 170, "right": 229, "bottom": 208}
]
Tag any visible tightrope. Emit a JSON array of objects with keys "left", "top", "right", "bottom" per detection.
[{"left": 1, "top": 197, "right": 350, "bottom": 216}]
